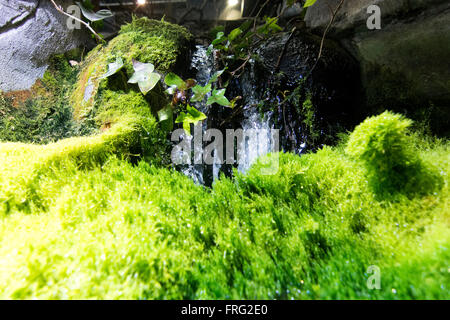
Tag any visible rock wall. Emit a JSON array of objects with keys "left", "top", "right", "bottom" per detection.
[
  {"left": 0, "top": 0, "right": 91, "bottom": 92},
  {"left": 305, "top": 0, "right": 450, "bottom": 134}
]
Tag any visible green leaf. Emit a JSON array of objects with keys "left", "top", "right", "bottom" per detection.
[
  {"left": 212, "top": 32, "right": 227, "bottom": 46},
  {"left": 128, "top": 60, "right": 155, "bottom": 83},
  {"left": 175, "top": 112, "right": 188, "bottom": 124},
  {"left": 164, "top": 72, "right": 185, "bottom": 89},
  {"left": 206, "top": 44, "right": 214, "bottom": 56},
  {"left": 239, "top": 20, "right": 253, "bottom": 33},
  {"left": 258, "top": 17, "right": 283, "bottom": 35},
  {"left": 158, "top": 105, "right": 173, "bottom": 131},
  {"left": 304, "top": 0, "right": 318, "bottom": 8},
  {"left": 76, "top": 2, "right": 114, "bottom": 21},
  {"left": 137, "top": 72, "right": 161, "bottom": 95},
  {"left": 209, "top": 69, "right": 226, "bottom": 83},
  {"left": 191, "top": 84, "right": 212, "bottom": 102},
  {"left": 183, "top": 121, "right": 191, "bottom": 136},
  {"left": 228, "top": 28, "right": 243, "bottom": 42},
  {"left": 128, "top": 59, "right": 160, "bottom": 95},
  {"left": 175, "top": 105, "right": 207, "bottom": 135},
  {"left": 186, "top": 105, "right": 207, "bottom": 123},
  {"left": 99, "top": 57, "right": 124, "bottom": 79},
  {"left": 207, "top": 89, "right": 231, "bottom": 107},
  {"left": 158, "top": 105, "right": 173, "bottom": 122}
]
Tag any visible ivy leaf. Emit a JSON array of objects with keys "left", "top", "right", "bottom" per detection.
[
  {"left": 128, "top": 60, "right": 155, "bottom": 83},
  {"left": 209, "top": 69, "right": 226, "bottom": 83},
  {"left": 175, "top": 105, "right": 207, "bottom": 135},
  {"left": 191, "top": 84, "right": 212, "bottom": 102},
  {"left": 137, "top": 72, "right": 161, "bottom": 95},
  {"left": 228, "top": 28, "right": 243, "bottom": 42},
  {"left": 76, "top": 2, "right": 114, "bottom": 21},
  {"left": 212, "top": 32, "right": 227, "bottom": 46},
  {"left": 99, "top": 57, "right": 124, "bottom": 79},
  {"left": 164, "top": 72, "right": 185, "bottom": 89},
  {"left": 304, "top": 0, "right": 318, "bottom": 7},
  {"left": 186, "top": 105, "right": 207, "bottom": 122},
  {"left": 207, "top": 89, "right": 231, "bottom": 107},
  {"left": 128, "top": 59, "right": 160, "bottom": 95},
  {"left": 183, "top": 121, "right": 191, "bottom": 135},
  {"left": 258, "top": 17, "right": 283, "bottom": 35},
  {"left": 158, "top": 105, "right": 174, "bottom": 131},
  {"left": 206, "top": 44, "right": 214, "bottom": 56}
]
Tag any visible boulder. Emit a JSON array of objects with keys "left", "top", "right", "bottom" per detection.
[
  {"left": 304, "top": 0, "right": 450, "bottom": 135},
  {"left": 226, "top": 29, "right": 362, "bottom": 152},
  {"left": 0, "top": 0, "right": 91, "bottom": 92}
]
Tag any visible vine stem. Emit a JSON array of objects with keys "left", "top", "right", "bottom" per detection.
[
  {"left": 230, "top": 55, "right": 251, "bottom": 77},
  {"left": 50, "top": 0, "right": 104, "bottom": 42},
  {"left": 306, "top": 0, "right": 345, "bottom": 78}
]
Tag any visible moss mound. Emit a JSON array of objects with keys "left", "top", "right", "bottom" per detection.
[
  {"left": 0, "top": 107, "right": 448, "bottom": 299},
  {"left": 346, "top": 111, "right": 443, "bottom": 196},
  {"left": 0, "top": 18, "right": 192, "bottom": 213},
  {"left": 71, "top": 17, "right": 192, "bottom": 119},
  {"left": 0, "top": 16, "right": 447, "bottom": 299}
]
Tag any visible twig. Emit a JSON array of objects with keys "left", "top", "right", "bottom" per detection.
[
  {"left": 230, "top": 55, "right": 251, "bottom": 77},
  {"left": 305, "top": 0, "right": 345, "bottom": 79},
  {"left": 253, "top": 0, "right": 271, "bottom": 31},
  {"left": 227, "top": 0, "right": 271, "bottom": 78},
  {"left": 50, "top": 0, "right": 104, "bottom": 42},
  {"left": 275, "top": 27, "right": 297, "bottom": 73}
]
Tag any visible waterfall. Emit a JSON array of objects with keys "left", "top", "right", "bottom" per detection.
[
  {"left": 174, "top": 46, "right": 278, "bottom": 185},
  {"left": 237, "top": 58, "right": 276, "bottom": 173}
]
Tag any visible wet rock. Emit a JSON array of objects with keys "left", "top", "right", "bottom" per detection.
[
  {"left": 305, "top": 0, "right": 450, "bottom": 135},
  {"left": 229, "top": 29, "right": 362, "bottom": 152}
]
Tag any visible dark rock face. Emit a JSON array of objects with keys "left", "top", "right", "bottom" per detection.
[
  {"left": 0, "top": 0, "right": 91, "bottom": 92},
  {"left": 305, "top": 0, "right": 450, "bottom": 135},
  {"left": 227, "top": 29, "right": 362, "bottom": 153}
]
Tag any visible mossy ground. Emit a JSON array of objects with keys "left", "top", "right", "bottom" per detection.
[
  {"left": 0, "top": 18, "right": 448, "bottom": 300},
  {"left": 0, "top": 119, "right": 448, "bottom": 299},
  {"left": 0, "top": 53, "right": 92, "bottom": 144}
]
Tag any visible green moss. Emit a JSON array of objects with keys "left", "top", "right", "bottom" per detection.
[
  {"left": 0, "top": 55, "right": 83, "bottom": 144},
  {"left": 0, "top": 112, "right": 448, "bottom": 299},
  {"left": 0, "top": 18, "right": 187, "bottom": 212},
  {"left": 71, "top": 17, "right": 192, "bottom": 118},
  {"left": 346, "top": 111, "right": 443, "bottom": 196}
]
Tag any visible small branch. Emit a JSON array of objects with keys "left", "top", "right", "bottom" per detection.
[
  {"left": 230, "top": 55, "right": 251, "bottom": 78},
  {"left": 253, "top": 0, "right": 271, "bottom": 31},
  {"left": 305, "top": 0, "right": 345, "bottom": 79},
  {"left": 50, "top": 0, "right": 104, "bottom": 42},
  {"left": 275, "top": 27, "right": 297, "bottom": 73},
  {"left": 317, "top": 0, "right": 345, "bottom": 61}
]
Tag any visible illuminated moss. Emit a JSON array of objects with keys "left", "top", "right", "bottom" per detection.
[{"left": 71, "top": 17, "right": 192, "bottom": 119}]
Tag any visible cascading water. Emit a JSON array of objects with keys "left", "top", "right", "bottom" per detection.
[
  {"left": 236, "top": 58, "right": 277, "bottom": 173},
  {"left": 174, "top": 46, "right": 279, "bottom": 185},
  {"left": 174, "top": 45, "right": 223, "bottom": 185}
]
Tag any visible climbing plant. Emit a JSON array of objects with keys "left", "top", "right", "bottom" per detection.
[{"left": 94, "top": 0, "right": 328, "bottom": 136}]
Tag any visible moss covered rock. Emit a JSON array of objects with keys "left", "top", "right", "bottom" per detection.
[
  {"left": 0, "top": 18, "right": 192, "bottom": 212},
  {"left": 71, "top": 17, "right": 192, "bottom": 119}
]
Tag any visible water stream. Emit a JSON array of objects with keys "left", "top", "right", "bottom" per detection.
[{"left": 174, "top": 45, "right": 282, "bottom": 185}]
